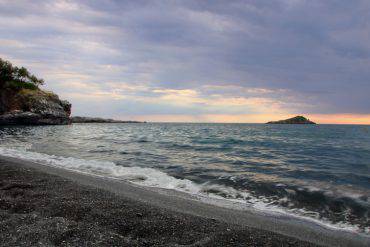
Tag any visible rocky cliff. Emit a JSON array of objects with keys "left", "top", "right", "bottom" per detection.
[
  {"left": 0, "top": 88, "right": 71, "bottom": 125},
  {"left": 267, "top": 116, "right": 316, "bottom": 124}
]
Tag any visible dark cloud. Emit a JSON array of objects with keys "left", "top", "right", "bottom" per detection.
[{"left": 0, "top": 0, "right": 369, "bottom": 117}]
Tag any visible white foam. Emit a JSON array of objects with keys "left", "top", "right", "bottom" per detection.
[
  {"left": 0, "top": 147, "right": 202, "bottom": 194},
  {"left": 0, "top": 147, "right": 367, "bottom": 234}
]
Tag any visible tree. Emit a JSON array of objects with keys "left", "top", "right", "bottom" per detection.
[
  {"left": 30, "top": 75, "right": 44, "bottom": 86},
  {"left": 0, "top": 57, "right": 45, "bottom": 89},
  {"left": 0, "top": 58, "right": 14, "bottom": 83},
  {"left": 15, "top": 67, "right": 30, "bottom": 82}
]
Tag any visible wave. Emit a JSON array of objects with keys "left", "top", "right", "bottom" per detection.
[{"left": 0, "top": 147, "right": 367, "bottom": 234}]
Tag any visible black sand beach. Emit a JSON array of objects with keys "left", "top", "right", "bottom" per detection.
[{"left": 0, "top": 156, "right": 368, "bottom": 247}]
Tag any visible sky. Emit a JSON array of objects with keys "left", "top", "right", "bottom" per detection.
[{"left": 0, "top": 0, "right": 370, "bottom": 124}]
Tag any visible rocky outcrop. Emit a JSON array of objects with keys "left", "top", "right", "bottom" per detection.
[
  {"left": 267, "top": 116, "right": 316, "bottom": 124},
  {"left": 0, "top": 89, "right": 71, "bottom": 125},
  {"left": 71, "top": 116, "right": 143, "bottom": 124}
]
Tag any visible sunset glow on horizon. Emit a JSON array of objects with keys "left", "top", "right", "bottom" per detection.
[{"left": 124, "top": 114, "right": 370, "bottom": 125}]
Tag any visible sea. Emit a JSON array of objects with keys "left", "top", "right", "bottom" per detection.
[{"left": 0, "top": 123, "right": 369, "bottom": 233}]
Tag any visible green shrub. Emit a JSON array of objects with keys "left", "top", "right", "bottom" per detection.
[{"left": 5, "top": 80, "right": 38, "bottom": 91}]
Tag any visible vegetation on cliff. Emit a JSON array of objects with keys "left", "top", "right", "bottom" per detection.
[
  {"left": 267, "top": 116, "right": 316, "bottom": 124},
  {"left": 0, "top": 58, "right": 44, "bottom": 91}
]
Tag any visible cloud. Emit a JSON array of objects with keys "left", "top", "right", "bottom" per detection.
[{"left": 0, "top": 0, "right": 369, "bottom": 122}]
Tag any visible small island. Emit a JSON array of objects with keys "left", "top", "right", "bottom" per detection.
[{"left": 267, "top": 116, "right": 316, "bottom": 124}]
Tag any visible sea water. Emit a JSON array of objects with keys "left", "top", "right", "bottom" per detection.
[{"left": 0, "top": 123, "right": 369, "bottom": 233}]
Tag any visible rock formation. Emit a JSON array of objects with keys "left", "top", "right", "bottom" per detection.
[{"left": 0, "top": 89, "right": 71, "bottom": 125}]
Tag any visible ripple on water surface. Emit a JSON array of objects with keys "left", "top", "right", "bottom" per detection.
[{"left": 0, "top": 123, "right": 369, "bottom": 233}]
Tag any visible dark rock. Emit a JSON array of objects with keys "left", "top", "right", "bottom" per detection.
[
  {"left": 0, "top": 89, "right": 71, "bottom": 125},
  {"left": 266, "top": 116, "right": 316, "bottom": 124},
  {"left": 0, "top": 111, "right": 70, "bottom": 125}
]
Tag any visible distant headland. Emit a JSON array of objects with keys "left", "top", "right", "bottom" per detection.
[
  {"left": 71, "top": 116, "right": 145, "bottom": 124},
  {"left": 267, "top": 116, "right": 316, "bottom": 124}
]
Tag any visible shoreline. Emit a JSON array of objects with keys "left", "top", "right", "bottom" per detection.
[{"left": 1, "top": 155, "right": 369, "bottom": 246}]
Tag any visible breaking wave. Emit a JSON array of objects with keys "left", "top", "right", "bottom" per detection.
[{"left": 0, "top": 146, "right": 367, "bottom": 234}]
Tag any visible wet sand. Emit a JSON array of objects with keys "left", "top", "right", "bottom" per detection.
[{"left": 0, "top": 156, "right": 368, "bottom": 246}]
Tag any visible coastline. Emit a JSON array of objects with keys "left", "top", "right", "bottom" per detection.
[{"left": 0, "top": 155, "right": 369, "bottom": 246}]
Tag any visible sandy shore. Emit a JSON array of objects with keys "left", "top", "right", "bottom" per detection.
[{"left": 0, "top": 156, "right": 368, "bottom": 246}]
